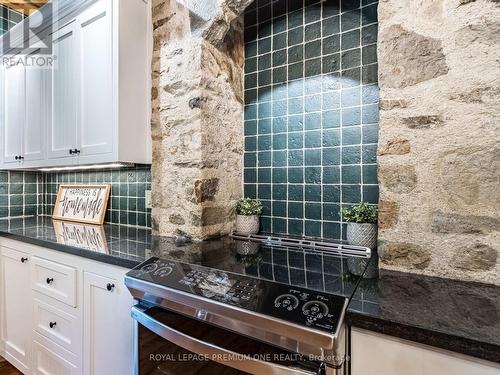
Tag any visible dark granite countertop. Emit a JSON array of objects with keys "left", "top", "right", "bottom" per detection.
[
  {"left": 348, "top": 257, "right": 500, "bottom": 364},
  {"left": 0, "top": 216, "right": 152, "bottom": 268},
  {"left": 1, "top": 217, "right": 498, "bottom": 363}
]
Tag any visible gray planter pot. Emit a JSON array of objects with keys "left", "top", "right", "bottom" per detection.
[
  {"left": 235, "top": 215, "right": 260, "bottom": 235},
  {"left": 235, "top": 241, "right": 260, "bottom": 255},
  {"left": 347, "top": 254, "right": 379, "bottom": 278},
  {"left": 346, "top": 223, "right": 378, "bottom": 250}
]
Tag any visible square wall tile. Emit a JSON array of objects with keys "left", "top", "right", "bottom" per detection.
[{"left": 243, "top": 0, "right": 379, "bottom": 240}]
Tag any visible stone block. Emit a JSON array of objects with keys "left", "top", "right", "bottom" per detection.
[
  {"left": 379, "top": 99, "right": 409, "bottom": 110},
  {"left": 379, "top": 200, "right": 399, "bottom": 229},
  {"left": 194, "top": 178, "right": 220, "bottom": 203},
  {"left": 452, "top": 243, "right": 498, "bottom": 271},
  {"left": 379, "top": 165, "right": 417, "bottom": 194},
  {"left": 379, "top": 241, "right": 432, "bottom": 270},
  {"left": 379, "top": 25, "right": 449, "bottom": 88},
  {"left": 431, "top": 210, "right": 499, "bottom": 235},
  {"left": 402, "top": 115, "right": 444, "bottom": 129},
  {"left": 378, "top": 139, "right": 411, "bottom": 156},
  {"left": 437, "top": 146, "right": 500, "bottom": 215}
]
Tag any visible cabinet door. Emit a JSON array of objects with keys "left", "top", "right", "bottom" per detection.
[
  {"left": 77, "top": 0, "right": 114, "bottom": 157},
  {"left": 32, "top": 333, "right": 79, "bottom": 375},
  {"left": 24, "top": 64, "right": 50, "bottom": 162},
  {"left": 351, "top": 328, "right": 500, "bottom": 375},
  {"left": 48, "top": 21, "right": 79, "bottom": 160},
  {"left": 0, "top": 247, "right": 31, "bottom": 373},
  {"left": 2, "top": 64, "right": 24, "bottom": 164},
  {"left": 83, "top": 272, "right": 134, "bottom": 375}
]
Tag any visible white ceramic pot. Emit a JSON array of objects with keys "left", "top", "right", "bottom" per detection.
[
  {"left": 346, "top": 223, "right": 378, "bottom": 250},
  {"left": 235, "top": 215, "right": 260, "bottom": 235}
]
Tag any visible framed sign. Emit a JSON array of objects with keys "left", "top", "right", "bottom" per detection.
[
  {"left": 53, "top": 220, "right": 108, "bottom": 253},
  {"left": 52, "top": 185, "right": 111, "bottom": 225}
]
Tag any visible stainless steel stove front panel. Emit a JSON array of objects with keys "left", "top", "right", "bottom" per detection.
[{"left": 126, "top": 276, "right": 347, "bottom": 368}]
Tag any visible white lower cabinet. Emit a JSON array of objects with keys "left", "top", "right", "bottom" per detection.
[
  {"left": 0, "top": 239, "right": 135, "bottom": 375},
  {"left": 0, "top": 247, "right": 31, "bottom": 373},
  {"left": 31, "top": 257, "right": 78, "bottom": 308},
  {"left": 351, "top": 327, "right": 500, "bottom": 375},
  {"left": 83, "top": 272, "right": 134, "bottom": 375},
  {"left": 32, "top": 333, "right": 79, "bottom": 375},
  {"left": 33, "top": 298, "right": 79, "bottom": 355}
]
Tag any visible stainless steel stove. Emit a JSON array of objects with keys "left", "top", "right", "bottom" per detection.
[{"left": 125, "top": 234, "right": 371, "bottom": 375}]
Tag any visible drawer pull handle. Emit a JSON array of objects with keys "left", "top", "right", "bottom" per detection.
[
  {"left": 106, "top": 283, "right": 115, "bottom": 292},
  {"left": 46, "top": 277, "right": 54, "bottom": 285},
  {"left": 49, "top": 322, "right": 57, "bottom": 329},
  {"left": 21, "top": 257, "right": 28, "bottom": 263}
]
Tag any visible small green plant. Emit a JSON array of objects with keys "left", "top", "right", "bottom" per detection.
[
  {"left": 341, "top": 203, "right": 378, "bottom": 224},
  {"left": 236, "top": 198, "right": 263, "bottom": 216}
]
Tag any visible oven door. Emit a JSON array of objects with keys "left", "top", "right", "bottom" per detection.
[{"left": 132, "top": 305, "right": 326, "bottom": 375}]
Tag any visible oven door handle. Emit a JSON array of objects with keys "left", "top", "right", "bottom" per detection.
[{"left": 131, "top": 305, "right": 321, "bottom": 375}]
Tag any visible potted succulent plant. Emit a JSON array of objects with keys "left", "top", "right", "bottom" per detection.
[
  {"left": 341, "top": 203, "right": 378, "bottom": 250},
  {"left": 235, "top": 198, "right": 263, "bottom": 235}
]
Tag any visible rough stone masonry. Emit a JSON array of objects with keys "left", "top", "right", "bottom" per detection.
[
  {"left": 150, "top": 0, "right": 252, "bottom": 239},
  {"left": 150, "top": 0, "right": 500, "bottom": 284},
  {"left": 377, "top": 0, "right": 500, "bottom": 284}
]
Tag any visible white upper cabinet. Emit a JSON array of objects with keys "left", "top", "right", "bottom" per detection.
[
  {"left": 77, "top": 0, "right": 113, "bottom": 158},
  {"left": 2, "top": 64, "right": 25, "bottom": 165},
  {"left": 25, "top": 56, "right": 50, "bottom": 163},
  {"left": 48, "top": 21, "right": 79, "bottom": 161},
  {"left": 1, "top": 56, "right": 49, "bottom": 167},
  {"left": 0, "top": 0, "right": 152, "bottom": 169}
]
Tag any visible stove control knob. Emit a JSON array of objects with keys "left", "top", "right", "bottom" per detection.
[{"left": 274, "top": 294, "right": 299, "bottom": 311}]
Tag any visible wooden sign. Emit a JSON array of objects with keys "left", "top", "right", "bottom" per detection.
[
  {"left": 52, "top": 184, "right": 110, "bottom": 225},
  {"left": 52, "top": 220, "right": 108, "bottom": 253}
]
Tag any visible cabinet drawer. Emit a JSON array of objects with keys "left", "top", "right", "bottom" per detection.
[
  {"left": 31, "top": 256, "right": 77, "bottom": 307},
  {"left": 33, "top": 298, "right": 79, "bottom": 354},
  {"left": 32, "top": 333, "right": 79, "bottom": 375}
]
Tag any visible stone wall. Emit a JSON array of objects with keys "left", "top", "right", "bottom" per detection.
[
  {"left": 377, "top": 0, "right": 500, "bottom": 284},
  {"left": 150, "top": 0, "right": 251, "bottom": 239}
]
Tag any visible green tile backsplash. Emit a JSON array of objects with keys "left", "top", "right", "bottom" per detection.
[
  {"left": 0, "top": 5, "right": 24, "bottom": 36},
  {"left": 0, "top": 166, "right": 151, "bottom": 228},
  {"left": 243, "top": 0, "right": 379, "bottom": 240},
  {"left": 0, "top": 171, "right": 44, "bottom": 218},
  {"left": 43, "top": 166, "right": 151, "bottom": 228}
]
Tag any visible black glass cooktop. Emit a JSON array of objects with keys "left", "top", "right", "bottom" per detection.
[{"left": 127, "top": 256, "right": 347, "bottom": 334}]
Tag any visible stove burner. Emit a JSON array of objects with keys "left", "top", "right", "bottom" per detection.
[
  {"left": 274, "top": 294, "right": 299, "bottom": 311},
  {"left": 141, "top": 263, "right": 158, "bottom": 273},
  {"left": 155, "top": 266, "right": 173, "bottom": 277},
  {"left": 302, "top": 300, "right": 329, "bottom": 325},
  {"left": 137, "top": 261, "right": 173, "bottom": 278}
]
